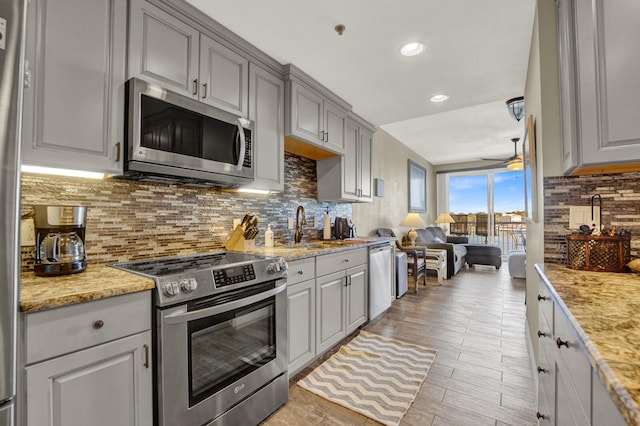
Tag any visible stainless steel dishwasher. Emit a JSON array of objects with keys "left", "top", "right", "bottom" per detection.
[{"left": 369, "top": 244, "right": 393, "bottom": 320}]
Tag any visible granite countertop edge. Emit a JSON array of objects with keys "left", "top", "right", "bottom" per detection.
[
  {"left": 535, "top": 263, "right": 640, "bottom": 426},
  {"left": 20, "top": 238, "right": 396, "bottom": 313}
]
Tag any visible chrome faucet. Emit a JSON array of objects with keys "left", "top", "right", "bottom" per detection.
[{"left": 294, "top": 205, "right": 307, "bottom": 244}]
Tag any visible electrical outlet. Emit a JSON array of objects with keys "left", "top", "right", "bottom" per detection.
[
  {"left": 287, "top": 217, "right": 294, "bottom": 229},
  {"left": 21, "top": 218, "right": 35, "bottom": 246}
]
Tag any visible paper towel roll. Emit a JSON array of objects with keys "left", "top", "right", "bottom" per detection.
[{"left": 323, "top": 213, "right": 331, "bottom": 240}]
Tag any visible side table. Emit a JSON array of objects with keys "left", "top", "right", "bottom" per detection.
[{"left": 425, "top": 249, "right": 447, "bottom": 285}]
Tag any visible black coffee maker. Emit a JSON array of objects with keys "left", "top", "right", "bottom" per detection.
[{"left": 34, "top": 205, "right": 87, "bottom": 276}]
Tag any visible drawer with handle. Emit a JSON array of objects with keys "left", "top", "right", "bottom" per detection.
[
  {"left": 25, "top": 291, "right": 151, "bottom": 364},
  {"left": 287, "top": 258, "right": 315, "bottom": 286}
]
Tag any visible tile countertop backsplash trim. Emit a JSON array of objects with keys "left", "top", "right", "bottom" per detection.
[
  {"left": 20, "top": 153, "right": 352, "bottom": 271},
  {"left": 536, "top": 263, "right": 640, "bottom": 425},
  {"left": 544, "top": 171, "right": 640, "bottom": 265}
]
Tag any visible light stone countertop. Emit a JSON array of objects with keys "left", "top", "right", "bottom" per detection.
[
  {"left": 536, "top": 263, "right": 640, "bottom": 425},
  {"left": 20, "top": 238, "right": 396, "bottom": 313}
]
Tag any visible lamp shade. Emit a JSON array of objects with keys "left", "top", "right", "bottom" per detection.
[
  {"left": 399, "top": 212, "right": 427, "bottom": 228},
  {"left": 506, "top": 96, "right": 524, "bottom": 122},
  {"left": 435, "top": 212, "right": 455, "bottom": 224}
]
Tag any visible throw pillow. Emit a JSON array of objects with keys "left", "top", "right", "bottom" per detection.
[{"left": 433, "top": 236, "right": 445, "bottom": 243}]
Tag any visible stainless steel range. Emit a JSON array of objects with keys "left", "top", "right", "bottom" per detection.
[{"left": 111, "top": 252, "right": 289, "bottom": 426}]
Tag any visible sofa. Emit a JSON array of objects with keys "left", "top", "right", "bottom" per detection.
[{"left": 413, "top": 227, "right": 467, "bottom": 278}]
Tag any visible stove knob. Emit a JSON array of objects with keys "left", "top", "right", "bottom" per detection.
[
  {"left": 162, "top": 282, "right": 180, "bottom": 297},
  {"left": 180, "top": 278, "right": 198, "bottom": 293},
  {"left": 267, "top": 260, "right": 287, "bottom": 274}
]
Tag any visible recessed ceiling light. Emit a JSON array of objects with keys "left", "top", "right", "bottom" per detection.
[
  {"left": 430, "top": 94, "right": 449, "bottom": 103},
  {"left": 400, "top": 42, "right": 424, "bottom": 56}
]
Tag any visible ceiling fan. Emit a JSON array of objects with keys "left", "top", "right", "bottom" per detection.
[{"left": 480, "top": 138, "right": 524, "bottom": 171}]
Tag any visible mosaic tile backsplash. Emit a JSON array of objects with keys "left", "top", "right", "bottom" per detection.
[
  {"left": 544, "top": 172, "right": 640, "bottom": 264},
  {"left": 21, "top": 153, "right": 352, "bottom": 271}
]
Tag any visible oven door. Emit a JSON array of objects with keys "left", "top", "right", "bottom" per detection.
[{"left": 157, "top": 280, "right": 287, "bottom": 426}]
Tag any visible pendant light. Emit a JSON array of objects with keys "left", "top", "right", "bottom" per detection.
[{"left": 506, "top": 96, "right": 524, "bottom": 122}]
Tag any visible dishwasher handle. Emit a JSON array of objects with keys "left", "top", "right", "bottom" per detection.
[{"left": 370, "top": 245, "right": 391, "bottom": 254}]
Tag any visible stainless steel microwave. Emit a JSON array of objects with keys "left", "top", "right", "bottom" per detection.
[{"left": 119, "top": 78, "right": 254, "bottom": 187}]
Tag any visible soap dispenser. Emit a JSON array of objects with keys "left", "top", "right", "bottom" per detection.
[
  {"left": 323, "top": 210, "right": 331, "bottom": 240},
  {"left": 265, "top": 224, "right": 274, "bottom": 247}
]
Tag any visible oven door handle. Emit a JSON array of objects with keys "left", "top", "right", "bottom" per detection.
[
  {"left": 163, "top": 282, "right": 286, "bottom": 324},
  {"left": 235, "top": 119, "right": 246, "bottom": 171}
]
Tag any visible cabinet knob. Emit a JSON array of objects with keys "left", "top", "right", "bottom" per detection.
[
  {"left": 297, "top": 270, "right": 304, "bottom": 275},
  {"left": 537, "top": 366, "right": 548, "bottom": 374},
  {"left": 536, "top": 411, "right": 546, "bottom": 420},
  {"left": 556, "top": 337, "right": 569, "bottom": 349},
  {"left": 537, "top": 330, "right": 548, "bottom": 338},
  {"left": 93, "top": 320, "right": 105, "bottom": 329},
  {"left": 537, "top": 294, "right": 549, "bottom": 301}
]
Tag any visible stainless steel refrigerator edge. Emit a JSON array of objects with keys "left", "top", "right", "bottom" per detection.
[{"left": 0, "top": 0, "right": 26, "bottom": 425}]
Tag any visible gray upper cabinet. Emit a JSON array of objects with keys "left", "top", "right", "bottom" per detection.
[
  {"left": 199, "top": 35, "right": 248, "bottom": 117},
  {"left": 244, "top": 63, "right": 284, "bottom": 192},
  {"left": 128, "top": 0, "right": 198, "bottom": 98},
  {"left": 129, "top": 0, "right": 249, "bottom": 117},
  {"left": 285, "top": 79, "right": 347, "bottom": 156},
  {"left": 317, "top": 116, "right": 374, "bottom": 202},
  {"left": 558, "top": 0, "right": 640, "bottom": 175},
  {"left": 21, "top": 0, "right": 126, "bottom": 174}
]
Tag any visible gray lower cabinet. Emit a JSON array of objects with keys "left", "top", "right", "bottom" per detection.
[
  {"left": 22, "top": 0, "right": 126, "bottom": 174},
  {"left": 129, "top": 0, "right": 248, "bottom": 117},
  {"left": 24, "top": 291, "right": 152, "bottom": 426},
  {"left": 244, "top": 63, "right": 285, "bottom": 192},
  {"left": 557, "top": 0, "right": 640, "bottom": 174},
  {"left": 536, "top": 272, "right": 626, "bottom": 425},
  {"left": 317, "top": 115, "right": 373, "bottom": 202},
  {"left": 316, "top": 249, "right": 368, "bottom": 354},
  {"left": 287, "top": 258, "right": 316, "bottom": 376},
  {"left": 287, "top": 249, "right": 368, "bottom": 375}
]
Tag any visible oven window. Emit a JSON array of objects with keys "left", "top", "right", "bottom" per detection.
[{"left": 187, "top": 297, "right": 276, "bottom": 406}]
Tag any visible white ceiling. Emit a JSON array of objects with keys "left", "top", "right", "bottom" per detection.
[{"left": 186, "top": 0, "right": 537, "bottom": 166}]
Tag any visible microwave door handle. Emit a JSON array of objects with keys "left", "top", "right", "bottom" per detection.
[{"left": 235, "top": 119, "right": 246, "bottom": 171}]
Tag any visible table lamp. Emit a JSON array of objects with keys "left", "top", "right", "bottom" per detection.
[
  {"left": 400, "top": 213, "right": 427, "bottom": 246},
  {"left": 435, "top": 212, "right": 455, "bottom": 233}
]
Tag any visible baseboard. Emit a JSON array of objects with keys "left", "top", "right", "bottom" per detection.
[{"left": 525, "top": 319, "right": 539, "bottom": 408}]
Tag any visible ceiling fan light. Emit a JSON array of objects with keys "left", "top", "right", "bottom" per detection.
[
  {"left": 506, "top": 96, "right": 525, "bottom": 122},
  {"left": 507, "top": 159, "right": 524, "bottom": 171}
]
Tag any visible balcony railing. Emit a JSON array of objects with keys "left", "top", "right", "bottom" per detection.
[{"left": 451, "top": 220, "right": 526, "bottom": 255}]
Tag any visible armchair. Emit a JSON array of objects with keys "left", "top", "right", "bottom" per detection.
[
  {"left": 375, "top": 228, "right": 426, "bottom": 286},
  {"left": 413, "top": 227, "right": 467, "bottom": 278}
]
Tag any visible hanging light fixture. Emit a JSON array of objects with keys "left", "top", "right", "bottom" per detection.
[{"left": 506, "top": 96, "right": 525, "bottom": 122}]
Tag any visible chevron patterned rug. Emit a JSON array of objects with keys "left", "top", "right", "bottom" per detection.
[{"left": 297, "top": 330, "right": 437, "bottom": 426}]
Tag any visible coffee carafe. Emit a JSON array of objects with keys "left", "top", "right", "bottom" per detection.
[{"left": 34, "top": 205, "right": 87, "bottom": 276}]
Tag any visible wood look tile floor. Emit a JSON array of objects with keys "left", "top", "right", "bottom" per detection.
[{"left": 263, "top": 264, "right": 537, "bottom": 426}]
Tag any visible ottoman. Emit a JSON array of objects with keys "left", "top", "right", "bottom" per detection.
[
  {"left": 508, "top": 250, "right": 526, "bottom": 278},
  {"left": 465, "top": 244, "right": 502, "bottom": 269}
]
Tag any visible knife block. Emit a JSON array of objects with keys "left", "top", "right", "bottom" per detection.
[{"left": 225, "top": 226, "right": 257, "bottom": 252}]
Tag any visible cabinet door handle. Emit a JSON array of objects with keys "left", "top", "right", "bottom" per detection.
[
  {"left": 536, "top": 412, "right": 546, "bottom": 420},
  {"left": 537, "top": 294, "right": 549, "bottom": 301},
  {"left": 325, "top": 132, "right": 328, "bottom": 142},
  {"left": 114, "top": 142, "right": 121, "bottom": 162},
  {"left": 537, "top": 366, "right": 548, "bottom": 374},
  {"left": 320, "top": 130, "right": 325, "bottom": 141},
  {"left": 143, "top": 344, "right": 149, "bottom": 369},
  {"left": 537, "top": 330, "right": 547, "bottom": 338},
  {"left": 556, "top": 337, "right": 569, "bottom": 349},
  {"left": 93, "top": 320, "right": 104, "bottom": 329},
  {"left": 202, "top": 82, "right": 208, "bottom": 99},
  {"left": 343, "top": 277, "right": 348, "bottom": 287},
  {"left": 192, "top": 79, "right": 198, "bottom": 96}
]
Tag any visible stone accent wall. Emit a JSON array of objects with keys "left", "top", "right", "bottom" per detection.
[
  {"left": 544, "top": 172, "right": 640, "bottom": 264},
  {"left": 21, "top": 153, "right": 351, "bottom": 270}
]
